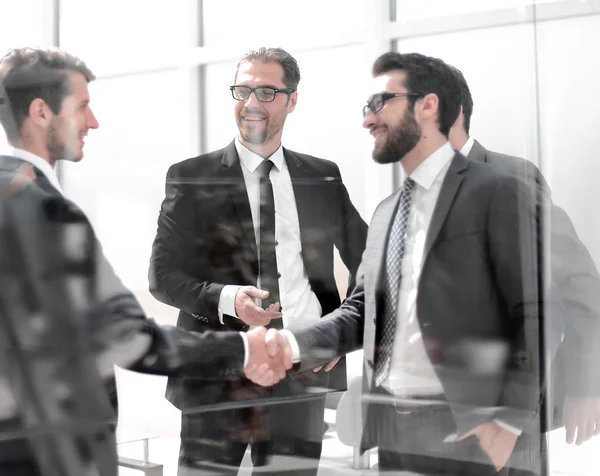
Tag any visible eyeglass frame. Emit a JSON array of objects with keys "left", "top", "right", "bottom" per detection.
[
  {"left": 230, "top": 85, "right": 296, "bottom": 103},
  {"left": 362, "top": 92, "right": 419, "bottom": 118}
]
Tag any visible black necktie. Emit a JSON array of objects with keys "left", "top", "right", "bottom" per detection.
[
  {"left": 256, "top": 160, "right": 281, "bottom": 329},
  {"left": 374, "top": 177, "right": 415, "bottom": 386}
]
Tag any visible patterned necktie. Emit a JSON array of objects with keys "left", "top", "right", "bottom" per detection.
[
  {"left": 256, "top": 159, "right": 282, "bottom": 329},
  {"left": 374, "top": 177, "right": 415, "bottom": 386}
]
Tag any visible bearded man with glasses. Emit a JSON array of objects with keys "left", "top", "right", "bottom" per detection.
[{"left": 149, "top": 47, "right": 367, "bottom": 475}]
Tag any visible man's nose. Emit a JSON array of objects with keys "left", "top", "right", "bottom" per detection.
[
  {"left": 87, "top": 108, "right": 99, "bottom": 129},
  {"left": 245, "top": 90, "right": 262, "bottom": 108},
  {"left": 362, "top": 109, "right": 377, "bottom": 129}
]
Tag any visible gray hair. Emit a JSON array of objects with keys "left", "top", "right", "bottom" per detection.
[{"left": 235, "top": 47, "right": 301, "bottom": 90}]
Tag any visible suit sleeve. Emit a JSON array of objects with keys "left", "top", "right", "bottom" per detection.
[
  {"left": 545, "top": 198, "right": 600, "bottom": 397},
  {"left": 92, "top": 294, "right": 246, "bottom": 380},
  {"left": 291, "top": 258, "right": 367, "bottom": 371},
  {"left": 513, "top": 161, "right": 600, "bottom": 398},
  {"left": 148, "top": 164, "right": 225, "bottom": 326},
  {"left": 52, "top": 194, "right": 247, "bottom": 379},
  {"left": 90, "top": 244, "right": 245, "bottom": 380},
  {"left": 4, "top": 187, "right": 246, "bottom": 385},
  {"left": 485, "top": 175, "right": 545, "bottom": 432},
  {"left": 332, "top": 164, "right": 368, "bottom": 296}
]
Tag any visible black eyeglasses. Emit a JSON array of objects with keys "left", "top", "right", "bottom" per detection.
[
  {"left": 362, "top": 92, "right": 419, "bottom": 118},
  {"left": 230, "top": 85, "right": 295, "bottom": 103}
]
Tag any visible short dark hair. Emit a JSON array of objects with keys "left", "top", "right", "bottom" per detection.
[
  {"left": 372, "top": 52, "right": 462, "bottom": 136},
  {"left": 235, "top": 47, "right": 301, "bottom": 90},
  {"left": 0, "top": 47, "right": 95, "bottom": 141},
  {"left": 447, "top": 65, "right": 474, "bottom": 134}
]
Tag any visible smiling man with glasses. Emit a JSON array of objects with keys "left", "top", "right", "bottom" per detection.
[{"left": 150, "top": 47, "right": 367, "bottom": 475}]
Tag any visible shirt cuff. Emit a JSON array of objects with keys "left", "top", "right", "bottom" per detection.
[
  {"left": 239, "top": 332, "right": 249, "bottom": 368},
  {"left": 218, "top": 285, "right": 241, "bottom": 324},
  {"left": 279, "top": 330, "right": 301, "bottom": 363},
  {"left": 493, "top": 419, "right": 523, "bottom": 435}
]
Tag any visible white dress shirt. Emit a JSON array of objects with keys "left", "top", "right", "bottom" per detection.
[
  {"left": 460, "top": 136, "right": 475, "bottom": 157},
  {"left": 218, "top": 138, "right": 323, "bottom": 330},
  {"left": 4, "top": 147, "right": 64, "bottom": 195},
  {"left": 383, "top": 142, "right": 454, "bottom": 397}
]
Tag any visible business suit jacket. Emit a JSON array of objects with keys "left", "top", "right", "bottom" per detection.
[
  {"left": 0, "top": 155, "right": 248, "bottom": 475},
  {"left": 291, "top": 152, "right": 548, "bottom": 454},
  {"left": 149, "top": 140, "right": 368, "bottom": 408},
  {"left": 468, "top": 140, "right": 600, "bottom": 429}
]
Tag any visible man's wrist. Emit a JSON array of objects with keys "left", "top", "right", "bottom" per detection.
[
  {"left": 279, "top": 329, "right": 301, "bottom": 363},
  {"left": 239, "top": 332, "right": 249, "bottom": 368},
  {"left": 218, "top": 285, "right": 242, "bottom": 324},
  {"left": 494, "top": 419, "right": 522, "bottom": 435}
]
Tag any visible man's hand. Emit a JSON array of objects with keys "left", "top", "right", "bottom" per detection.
[
  {"left": 564, "top": 396, "right": 600, "bottom": 445},
  {"left": 313, "top": 356, "right": 340, "bottom": 373},
  {"left": 457, "top": 421, "right": 518, "bottom": 471},
  {"left": 235, "top": 286, "right": 283, "bottom": 326},
  {"left": 244, "top": 328, "right": 292, "bottom": 387}
]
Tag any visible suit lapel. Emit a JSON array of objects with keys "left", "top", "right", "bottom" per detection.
[
  {"left": 284, "top": 148, "right": 311, "bottom": 250},
  {"left": 34, "top": 173, "right": 61, "bottom": 196},
  {"left": 423, "top": 153, "right": 469, "bottom": 258},
  {"left": 220, "top": 141, "right": 258, "bottom": 258},
  {"left": 467, "top": 139, "right": 488, "bottom": 163}
]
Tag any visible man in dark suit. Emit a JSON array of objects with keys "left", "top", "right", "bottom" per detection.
[
  {"left": 149, "top": 47, "right": 367, "bottom": 475},
  {"left": 0, "top": 47, "right": 288, "bottom": 476},
  {"left": 273, "top": 52, "right": 551, "bottom": 475}
]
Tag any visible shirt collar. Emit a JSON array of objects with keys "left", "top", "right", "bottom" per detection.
[
  {"left": 234, "top": 137, "right": 285, "bottom": 173},
  {"left": 459, "top": 136, "right": 475, "bottom": 157},
  {"left": 7, "top": 147, "right": 64, "bottom": 194},
  {"left": 409, "top": 141, "right": 455, "bottom": 191}
]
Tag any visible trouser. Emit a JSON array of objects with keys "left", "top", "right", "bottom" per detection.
[{"left": 370, "top": 389, "right": 546, "bottom": 476}]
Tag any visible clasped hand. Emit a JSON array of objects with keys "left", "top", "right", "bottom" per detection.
[{"left": 244, "top": 327, "right": 293, "bottom": 386}]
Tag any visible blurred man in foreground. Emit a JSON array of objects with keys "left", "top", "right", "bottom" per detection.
[{"left": 0, "top": 47, "right": 287, "bottom": 476}]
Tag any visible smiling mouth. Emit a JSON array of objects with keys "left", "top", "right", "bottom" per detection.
[
  {"left": 243, "top": 116, "right": 266, "bottom": 122},
  {"left": 371, "top": 127, "right": 387, "bottom": 138}
]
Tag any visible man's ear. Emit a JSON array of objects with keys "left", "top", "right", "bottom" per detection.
[
  {"left": 418, "top": 93, "right": 439, "bottom": 121},
  {"left": 28, "top": 98, "right": 52, "bottom": 128},
  {"left": 287, "top": 90, "right": 298, "bottom": 113}
]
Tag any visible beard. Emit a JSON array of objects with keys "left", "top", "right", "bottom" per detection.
[
  {"left": 372, "top": 107, "right": 421, "bottom": 164},
  {"left": 236, "top": 107, "right": 287, "bottom": 146},
  {"left": 46, "top": 117, "right": 78, "bottom": 163},
  {"left": 236, "top": 107, "right": 270, "bottom": 145},
  {"left": 239, "top": 121, "right": 268, "bottom": 144}
]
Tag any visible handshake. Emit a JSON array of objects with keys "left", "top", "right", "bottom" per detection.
[
  {"left": 236, "top": 287, "right": 340, "bottom": 386},
  {"left": 243, "top": 327, "right": 293, "bottom": 387}
]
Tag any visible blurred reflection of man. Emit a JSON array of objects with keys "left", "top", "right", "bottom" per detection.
[
  {"left": 0, "top": 47, "right": 287, "bottom": 476},
  {"left": 448, "top": 67, "right": 600, "bottom": 446},
  {"left": 149, "top": 47, "right": 367, "bottom": 475}
]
